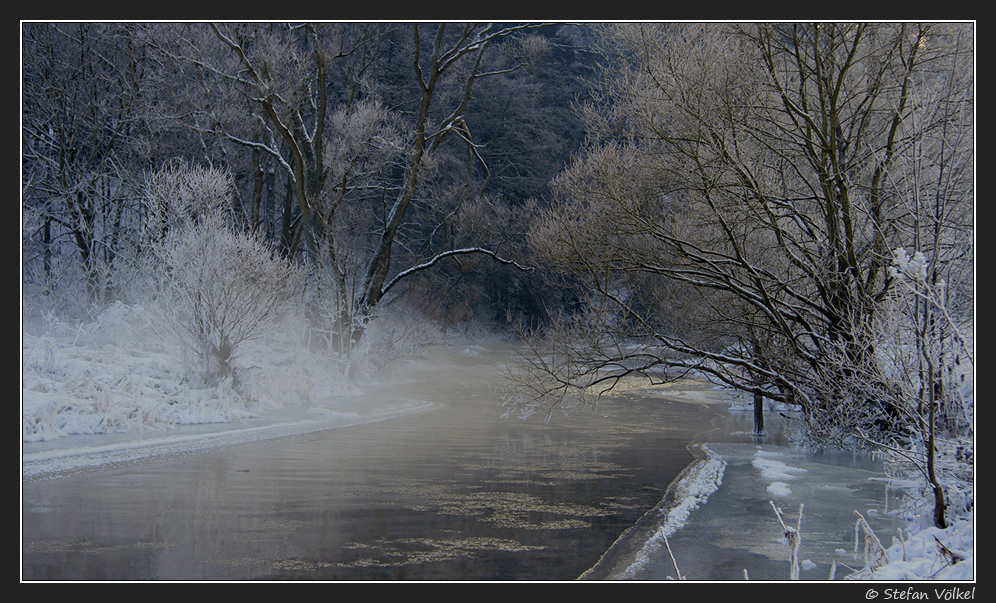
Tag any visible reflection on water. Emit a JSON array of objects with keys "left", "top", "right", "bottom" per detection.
[{"left": 22, "top": 347, "right": 728, "bottom": 581}]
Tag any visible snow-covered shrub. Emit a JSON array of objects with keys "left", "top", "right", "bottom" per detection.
[
  {"left": 144, "top": 162, "right": 302, "bottom": 387},
  {"left": 805, "top": 246, "right": 973, "bottom": 529},
  {"left": 143, "top": 159, "right": 234, "bottom": 239},
  {"left": 152, "top": 211, "right": 301, "bottom": 386},
  {"left": 349, "top": 304, "right": 445, "bottom": 380}
]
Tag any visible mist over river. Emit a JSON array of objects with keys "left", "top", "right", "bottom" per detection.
[{"left": 21, "top": 344, "right": 893, "bottom": 581}]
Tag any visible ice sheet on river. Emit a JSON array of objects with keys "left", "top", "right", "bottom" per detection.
[{"left": 582, "top": 441, "right": 910, "bottom": 581}]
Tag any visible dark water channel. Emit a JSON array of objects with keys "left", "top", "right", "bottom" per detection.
[{"left": 22, "top": 347, "right": 732, "bottom": 581}]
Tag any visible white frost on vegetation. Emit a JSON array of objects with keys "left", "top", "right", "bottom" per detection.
[{"left": 22, "top": 302, "right": 387, "bottom": 444}]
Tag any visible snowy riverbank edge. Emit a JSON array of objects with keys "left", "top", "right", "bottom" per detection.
[
  {"left": 21, "top": 400, "right": 437, "bottom": 481},
  {"left": 579, "top": 441, "right": 727, "bottom": 580},
  {"left": 580, "top": 440, "right": 974, "bottom": 582}
]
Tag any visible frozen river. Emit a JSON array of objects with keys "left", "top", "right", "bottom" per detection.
[{"left": 21, "top": 344, "right": 909, "bottom": 581}]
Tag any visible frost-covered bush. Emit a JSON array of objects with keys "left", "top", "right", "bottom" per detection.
[
  {"left": 144, "top": 159, "right": 235, "bottom": 239},
  {"left": 153, "top": 211, "right": 301, "bottom": 386},
  {"left": 144, "top": 162, "right": 302, "bottom": 386},
  {"left": 805, "top": 246, "right": 973, "bottom": 529}
]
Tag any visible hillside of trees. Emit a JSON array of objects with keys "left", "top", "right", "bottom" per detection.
[
  {"left": 22, "top": 23, "right": 594, "bottom": 334},
  {"left": 22, "top": 22, "right": 973, "bottom": 529}
]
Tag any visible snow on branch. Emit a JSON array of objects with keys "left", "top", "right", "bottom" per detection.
[{"left": 380, "top": 247, "right": 533, "bottom": 297}]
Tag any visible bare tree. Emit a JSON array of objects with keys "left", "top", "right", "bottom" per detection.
[
  {"left": 146, "top": 163, "right": 301, "bottom": 385},
  {"left": 816, "top": 25, "right": 975, "bottom": 528},
  {"left": 510, "top": 22, "right": 973, "bottom": 527},
  {"left": 349, "top": 23, "right": 543, "bottom": 343},
  {"left": 150, "top": 22, "right": 540, "bottom": 354},
  {"left": 22, "top": 22, "right": 153, "bottom": 310}
]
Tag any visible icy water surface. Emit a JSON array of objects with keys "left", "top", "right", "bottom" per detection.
[{"left": 21, "top": 346, "right": 729, "bottom": 581}]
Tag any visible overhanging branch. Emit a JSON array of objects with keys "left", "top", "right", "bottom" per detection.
[{"left": 380, "top": 247, "right": 534, "bottom": 298}]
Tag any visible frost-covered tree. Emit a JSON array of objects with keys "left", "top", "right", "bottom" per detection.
[
  {"left": 509, "top": 22, "right": 974, "bottom": 527},
  {"left": 149, "top": 22, "right": 541, "bottom": 353},
  {"left": 146, "top": 163, "right": 300, "bottom": 386},
  {"left": 22, "top": 22, "right": 153, "bottom": 311},
  {"left": 813, "top": 27, "right": 975, "bottom": 527}
]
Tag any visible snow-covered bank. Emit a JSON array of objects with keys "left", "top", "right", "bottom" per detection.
[
  {"left": 847, "top": 515, "right": 974, "bottom": 581},
  {"left": 24, "top": 306, "right": 347, "bottom": 441},
  {"left": 21, "top": 306, "right": 973, "bottom": 582},
  {"left": 21, "top": 302, "right": 448, "bottom": 479},
  {"left": 20, "top": 302, "right": 446, "bottom": 444},
  {"left": 22, "top": 400, "right": 435, "bottom": 481},
  {"left": 587, "top": 437, "right": 974, "bottom": 581}
]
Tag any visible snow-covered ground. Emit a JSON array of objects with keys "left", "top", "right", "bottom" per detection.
[
  {"left": 20, "top": 302, "right": 446, "bottom": 444},
  {"left": 20, "top": 302, "right": 974, "bottom": 581}
]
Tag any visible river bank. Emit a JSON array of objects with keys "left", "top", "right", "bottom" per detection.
[
  {"left": 22, "top": 342, "right": 974, "bottom": 581},
  {"left": 22, "top": 345, "right": 721, "bottom": 580},
  {"left": 581, "top": 378, "right": 974, "bottom": 582}
]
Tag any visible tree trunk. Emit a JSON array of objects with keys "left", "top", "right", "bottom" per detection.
[
  {"left": 753, "top": 391, "right": 765, "bottom": 436},
  {"left": 927, "top": 367, "right": 948, "bottom": 528}
]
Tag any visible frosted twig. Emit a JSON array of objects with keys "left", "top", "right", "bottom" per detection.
[
  {"left": 661, "top": 530, "right": 684, "bottom": 580},
  {"left": 771, "top": 501, "right": 803, "bottom": 580},
  {"left": 853, "top": 511, "right": 887, "bottom": 570},
  {"left": 933, "top": 535, "right": 964, "bottom": 565}
]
